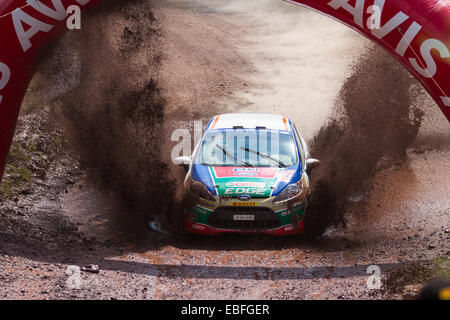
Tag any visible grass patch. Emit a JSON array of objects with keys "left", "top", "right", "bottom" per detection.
[
  {"left": 20, "top": 73, "right": 47, "bottom": 115},
  {"left": 383, "top": 261, "right": 434, "bottom": 295},
  {"left": 0, "top": 142, "right": 34, "bottom": 200},
  {"left": 433, "top": 256, "right": 450, "bottom": 280},
  {"left": 382, "top": 254, "right": 450, "bottom": 297}
]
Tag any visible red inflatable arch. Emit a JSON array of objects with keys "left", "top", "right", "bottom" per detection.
[
  {"left": 0, "top": 0, "right": 102, "bottom": 182},
  {"left": 285, "top": 0, "right": 450, "bottom": 119},
  {"left": 0, "top": 0, "right": 449, "bottom": 182}
]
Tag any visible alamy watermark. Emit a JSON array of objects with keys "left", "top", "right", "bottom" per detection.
[
  {"left": 66, "top": 265, "right": 82, "bottom": 290},
  {"left": 366, "top": 265, "right": 382, "bottom": 290},
  {"left": 170, "top": 120, "right": 285, "bottom": 166},
  {"left": 366, "top": 5, "right": 382, "bottom": 30},
  {"left": 66, "top": 5, "right": 82, "bottom": 30}
]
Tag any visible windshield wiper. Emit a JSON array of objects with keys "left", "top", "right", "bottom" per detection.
[
  {"left": 216, "top": 144, "right": 253, "bottom": 167},
  {"left": 240, "top": 147, "right": 287, "bottom": 168}
]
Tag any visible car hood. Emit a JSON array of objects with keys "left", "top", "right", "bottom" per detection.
[{"left": 191, "top": 164, "right": 302, "bottom": 197}]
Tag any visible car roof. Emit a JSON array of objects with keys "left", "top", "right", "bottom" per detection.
[{"left": 208, "top": 113, "right": 292, "bottom": 131}]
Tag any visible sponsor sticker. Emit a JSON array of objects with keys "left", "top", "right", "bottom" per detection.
[
  {"left": 226, "top": 181, "right": 266, "bottom": 188},
  {"left": 233, "top": 168, "right": 259, "bottom": 172},
  {"left": 213, "top": 167, "right": 278, "bottom": 178},
  {"left": 280, "top": 210, "right": 290, "bottom": 216},
  {"left": 233, "top": 171, "right": 258, "bottom": 176},
  {"left": 224, "top": 188, "right": 266, "bottom": 195},
  {"left": 192, "top": 224, "right": 205, "bottom": 230},
  {"left": 233, "top": 168, "right": 259, "bottom": 176},
  {"left": 231, "top": 202, "right": 257, "bottom": 207}
]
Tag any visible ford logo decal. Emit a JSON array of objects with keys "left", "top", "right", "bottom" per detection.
[{"left": 239, "top": 195, "right": 251, "bottom": 201}]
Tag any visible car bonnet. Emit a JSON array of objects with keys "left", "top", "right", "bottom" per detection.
[{"left": 191, "top": 163, "right": 302, "bottom": 198}]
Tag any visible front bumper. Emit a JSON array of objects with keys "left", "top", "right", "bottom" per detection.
[
  {"left": 183, "top": 196, "right": 306, "bottom": 236},
  {"left": 184, "top": 214, "right": 305, "bottom": 235}
]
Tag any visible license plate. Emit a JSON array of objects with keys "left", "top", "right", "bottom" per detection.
[{"left": 233, "top": 214, "right": 255, "bottom": 221}]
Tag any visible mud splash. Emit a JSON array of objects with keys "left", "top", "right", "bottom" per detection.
[
  {"left": 305, "top": 46, "right": 424, "bottom": 237},
  {"left": 47, "top": 0, "right": 181, "bottom": 231},
  {"left": 29, "top": 0, "right": 254, "bottom": 237}
]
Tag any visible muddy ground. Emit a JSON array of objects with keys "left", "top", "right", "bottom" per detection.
[{"left": 0, "top": 0, "right": 449, "bottom": 300}]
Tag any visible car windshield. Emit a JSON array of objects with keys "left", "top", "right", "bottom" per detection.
[{"left": 196, "top": 129, "right": 298, "bottom": 168}]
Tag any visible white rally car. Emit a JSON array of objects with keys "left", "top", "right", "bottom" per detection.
[{"left": 176, "top": 113, "right": 319, "bottom": 235}]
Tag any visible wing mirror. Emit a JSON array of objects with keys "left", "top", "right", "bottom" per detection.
[
  {"left": 175, "top": 156, "right": 191, "bottom": 172},
  {"left": 306, "top": 158, "right": 320, "bottom": 175}
]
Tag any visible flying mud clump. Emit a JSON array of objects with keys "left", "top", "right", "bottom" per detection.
[
  {"left": 45, "top": 0, "right": 181, "bottom": 231},
  {"left": 305, "top": 46, "right": 424, "bottom": 237}
]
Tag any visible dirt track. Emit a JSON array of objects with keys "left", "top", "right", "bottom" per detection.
[{"left": 0, "top": 0, "right": 449, "bottom": 300}]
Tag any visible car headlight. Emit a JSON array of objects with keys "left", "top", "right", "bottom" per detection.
[
  {"left": 274, "top": 180, "right": 303, "bottom": 203},
  {"left": 186, "top": 177, "right": 214, "bottom": 201}
]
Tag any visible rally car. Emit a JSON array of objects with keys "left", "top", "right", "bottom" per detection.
[{"left": 176, "top": 113, "right": 320, "bottom": 235}]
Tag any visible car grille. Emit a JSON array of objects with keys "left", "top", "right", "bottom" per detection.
[{"left": 207, "top": 207, "right": 282, "bottom": 230}]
